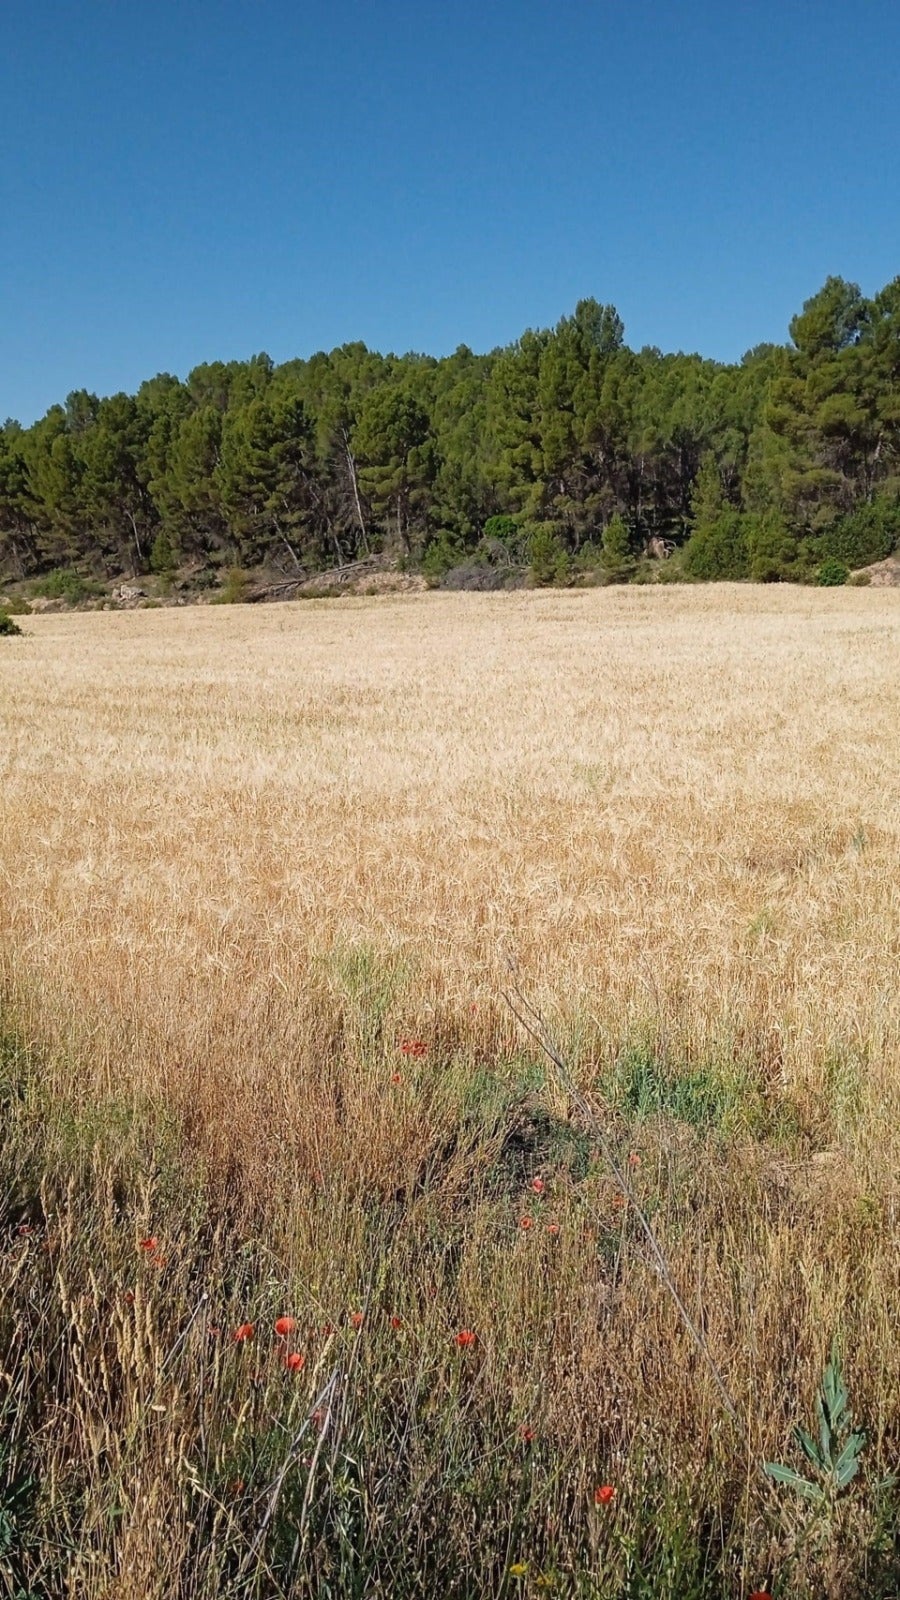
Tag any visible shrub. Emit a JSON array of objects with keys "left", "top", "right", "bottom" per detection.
[
  {"left": 527, "top": 524, "right": 569, "bottom": 585},
  {"left": 600, "top": 513, "right": 635, "bottom": 576},
  {"left": 683, "top": 511, "right": 750, "bottom": 579},
  {"left": 482, "top": 515, "right": 519, "bottom": 547},
  {"left": 211, "top": 567, "right": 251, "bottom": 605},
  {"left": 746, "top": 513, "right": 799, "bottom": 582},
  {"left": 0, "top": 610, "right": 22, "bottom": 636},
  {"left": 421, "top": 531, "right": 467, "bottom": 581},
  {"left": 149, "top": 529, "right": 179, "bottom": 575},
  {"left": 30, "top": 569, "right": 99, "bottom": 604},
  {"left": 441, "top": 562, "right": 521, "bottom": 591},
  {"left": 816, "top": 557, "right": 849, "bottom": 587},
  {"left": 818, "top": 498, "right": 900, "bottom": 569}
]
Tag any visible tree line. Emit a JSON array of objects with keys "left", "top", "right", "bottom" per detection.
[{"left": 2, "top": 274, "right": 900, "bottom": 590}]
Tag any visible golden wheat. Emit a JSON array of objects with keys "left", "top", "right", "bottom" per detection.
[{"left": 2, "top": 585, "right": 900, "bottom": 1597}]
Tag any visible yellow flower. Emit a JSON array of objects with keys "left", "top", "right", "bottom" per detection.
[
  {"left": 535, "top": 1577, "right": 557, "bottom": 1591},
  {"left": 508, "top": 1562, "right": 529, "bottom": 1578}
]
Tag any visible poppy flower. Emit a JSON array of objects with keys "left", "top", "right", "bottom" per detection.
[
  {"left": 139, "top": 1236, "right": 158, "bottom": 1253},
  {"left": 594, "top": 1484, "right": 615, "bottom": 1506},
  {"left": 390, "top": 1072, "right": 402, "bottom": 1084},
  {"left": 749, "top": 1593, "right": 773, "bottom": 1600},
  {"left": 390, "top": 1315, "right": 403, "bottom": 1330},
  {"left": 16, "top": 1222, "right": 33, "bottom": 1236},
  {"left": 274, "top": 1316, "right": 296, "bottom": 1337},
  {"left": 350, "top": 1311, "right": 364, "bottom": 1328},
  {"left": 399, "top": 1038, "right": 428, "bottom": 1057},
  {"left": 284, "top": 1351, "right": 305, "bottom": 1372},
  {"left": 150, "top": 1254, "right": 167, "bottom": 1270},
  {"left": 531, "top": 1177, "right": 545, "bottom": 1194},
  {"left": 456, "top": 1328, "right": 476, "bottom": 1348},
  {"left": 520, "top": 1215, "right": 534, "bottom": 1230},
  {"left": 232, "top": 1322, "right": 255, "bottom": 1343},
  {"left": 546, "top": 1222, "right": 560, "bottom": 1235},
  {"left": 519, "top": 1424, "right": 535, "bottom": 1443}
]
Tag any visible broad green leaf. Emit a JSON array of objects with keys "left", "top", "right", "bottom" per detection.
[{"left": 763, "top": 1461, "right": 826, "bottom": 1504}]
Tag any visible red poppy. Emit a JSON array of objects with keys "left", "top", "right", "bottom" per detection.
[
  {"left": 16, "top": 1222, "right": 33, "bottom": 1236},
  {"left": 594, "top": 1485, "right": 615, "bottom": 1506},
  {"left": 749, "top": 1593, "right": 773, "bottom": 1600},
  {"left": 399, "top": 1038, "right": 428, "bottom": 1057},
  {"left": 139, "top": 1236, "right": 158, "bottom": 1252},
  {"left": 232, "top": 1322, "right": 255, "bottom": 1343},
  {"left": 274, "top": 1316, "right": 296, "bottom": 1337},
  {"left": 530, "top": 1177, "right": 545, "bottom": 1194},
  {"left": 284, "top": 1351, "right": 305, "bottom": 1372},
  {"left": 520, "top": 1216, "right": 534, "bottom": 1230},
  {"left": 150, "top": 1254, "right": 167, "bottom": 1270},
  {"left": 390, "top": 1315, "right": 403, "bottom": 1330},
  {"left": 519, "top": 1424, "right": 535, "bottom": 1443},
  {"left": 391, "top": 1072, "right": 402, "bottom": 1084},
  {"left": 350, "top": 1311, "right": 364, "bottom": 1328},
  {"left": 546, "top": 1222, "right": 560, "bottom": 1235},
  {"left": 456, "top": 1328, "right": 476, "bottom": 1348}
]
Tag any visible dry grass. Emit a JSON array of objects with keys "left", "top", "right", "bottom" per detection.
[{"left": 1, "top": 586, "right": 899, "bottom": 1598}]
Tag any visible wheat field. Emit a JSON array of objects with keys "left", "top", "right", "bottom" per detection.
[{"left": 1, "top": 587, "right": 899, "bottom": 1598}]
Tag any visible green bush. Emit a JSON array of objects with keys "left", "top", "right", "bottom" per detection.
[
  {"left": 0, "top": 610, "right": 22, "bottom": 636},
  {"left": 746, "top": 513, "right": 799, "bottom": 582},
  {"left": 816, "top": 557, "right": 849, "bottom": 586},
  {"left": 482, "top": 514, "right": 519, "bottom": 546},
  {"left": 211, "top": 567, "right": 251, "bottom": 604},
  {"left": 149, "top": 529, "right": 179, "bottom": 575},
  {"left": 421, "top": 531, "right": 468, "bottom": 580},
  {"left": 600, "top": 513, "right": 635, "bottom": 576},
  {"left": 30, "top": 569, "right": 100, "bottom": 604},
  {"left": 817, "top": 498, "right": 900, "bottom": 569},
  {"left": 527, "top": 524, "right": 569, "bottom": 585},
  {"left": 683, "top": 511, "right": 750, "bottom": 579}
]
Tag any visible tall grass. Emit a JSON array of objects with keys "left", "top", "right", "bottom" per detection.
[{"left": 1, "top": 588, "right": 899, "bottom": 1596}]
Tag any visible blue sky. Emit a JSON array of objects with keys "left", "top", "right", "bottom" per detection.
[{"left": 2, "top": 0, "right": 899, "bottom": 423}]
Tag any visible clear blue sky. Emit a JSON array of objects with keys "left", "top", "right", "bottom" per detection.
[{"left": 3, "top": 0, "right": 899, "bottom": 424}]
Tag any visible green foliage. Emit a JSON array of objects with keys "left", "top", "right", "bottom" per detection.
[
  {"left": 763, "top": 1347, "right": 888, "bottom": 1509},
  {"left": 0, "top": 609, "right": 22, "bottom": 635},
  {"left": 601, "top": 513, "right": 634, "bottom": 574},
  {"left": 30, "top": 568, "right": 99, "bottom": 604},
  {"left": 211, "top": 566, "right": 251, "bottom": 604},
  {"left": 149, "top": 527, "right": 179, "bottom": 574},
  {"left": 482, "top": 514, "right": 519, "bottom": 545},
  {"left": 817, "top": 499, "right": 900, "bottom": 569},
  {"left": 5, "top": 275, "right": 900, "bottom": 589},
  {"left": 816, "top": 557, "right": 849, "bottom": 587},
  {"left": 683, "top": 510, "right": 750, "bottom": 579},
  {"left": 421, "top": 530, "right": 468, "bottom": 580},
  {"left": 527, "top": 524, "right": 569, "bottom": 585}
]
